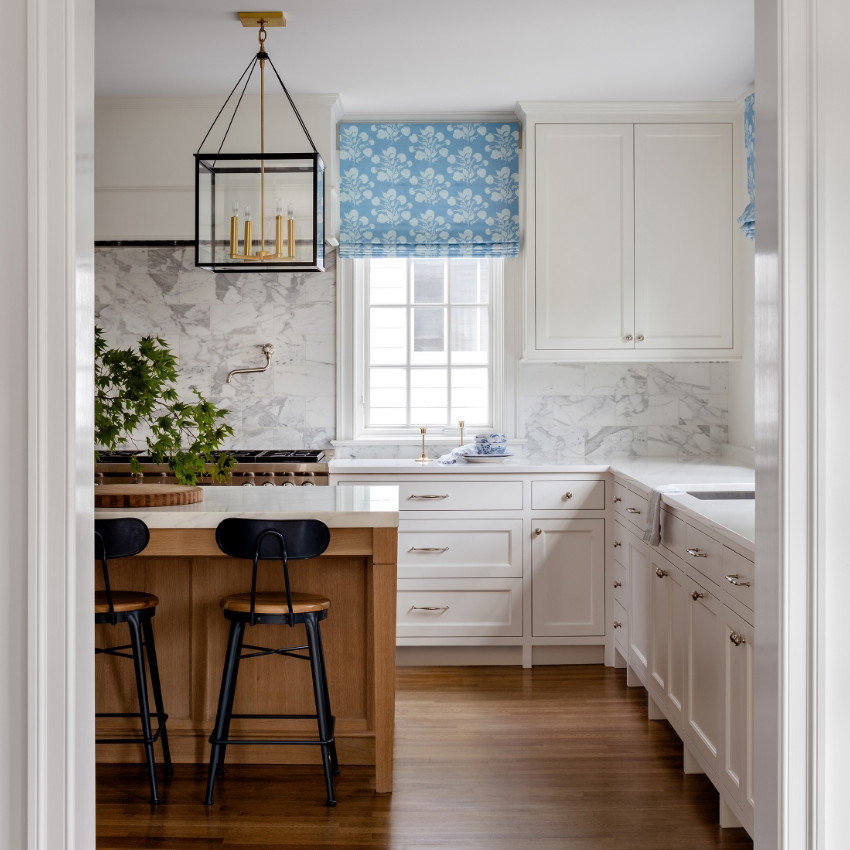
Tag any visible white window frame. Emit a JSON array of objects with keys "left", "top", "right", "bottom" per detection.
[{"left": 335, "top": 256, "right": 519, "bottom": 445}]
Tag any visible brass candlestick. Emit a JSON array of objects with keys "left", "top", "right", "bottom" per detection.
[
  {"left": 415, "top": 426, "right": 433, "bottom": 463},
  {"left": 458, "top": 420, "right": 465, "bottom": 447}
]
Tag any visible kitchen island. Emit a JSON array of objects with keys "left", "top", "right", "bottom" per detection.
[{"left": 94, "top": 485, "right": 400, "bottom": 793}]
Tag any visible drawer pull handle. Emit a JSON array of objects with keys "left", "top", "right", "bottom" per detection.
[
  {"left": 562, "top": 491, "right": 573, "bottom": 500},
  {"left": 725, "top": 574, "right": 751, "bottom": 587},
  {"left": 626, "top": 507, "right": 641, "bottom": 514},
  {"left": 613, "top": 621, "right": 622, "bottom": 629},
  {"left": 408, "top": 494, "right": 449, "bottom": 500},
  {"left": 729, "top": 632, "right": 746, "bottom": 647},
  {"left": 655, "top": 567, "right": 668, "bottom": 578},
  {"left": 691, "top": 590, "right": 705, "bottom": 601},
  {"left": 409, "top": 546, "right": 450, "bottom": 553},
  {"left": 409, "top": 605, "right": 450, "bottom": 612},
  {"left": 613, "top": 580, "right": 622, "bottom": 588},
  {"left": 686, "top": 548, "right": 708, "bottom": 558},
  {"left": 613, "top": 496, "right": 622, "bottom": 503},
  {"left": 613, "top": 541, "right": 622, "bottom": 548}
]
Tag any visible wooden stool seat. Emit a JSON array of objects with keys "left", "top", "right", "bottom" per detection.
[
  {"left": 95, "top": 590, "right": 159, "bottom": 614},
  {"left": 221, "top": 591, "right": 330, "bottom": 615}
]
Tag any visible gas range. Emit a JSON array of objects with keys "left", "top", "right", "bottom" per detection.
[{"left": 95, "top": 449, "right": 330, "bottom": 486}]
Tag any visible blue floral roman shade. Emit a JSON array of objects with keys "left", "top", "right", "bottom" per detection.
[
  {"left": 338, "top": 121, "right": 520, "bottom": 258},
  {"left": 737, "top": 94, "right": 755, "bottom": 240}
]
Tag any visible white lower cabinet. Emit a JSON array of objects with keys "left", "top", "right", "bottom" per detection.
[
  {"left": 531, "top": 518, "right": 605, "bottom": 636},
  {"left": 648, "top": 548, "right": 687, "bottom": 733},
  {"left": 683, "top": 568, "right": 725, "bottom": 777},
  {"left": 612, "top": 475, "right": 754, "bottom": 837},
  {"left": 721, "top": 605, "right": 755, "bottom": 835},
  {"left": 329, "top": 471, "right": 607, "bottom": 661}
]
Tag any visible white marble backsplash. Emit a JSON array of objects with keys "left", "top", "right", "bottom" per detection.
[{"left": 95, "top": 245, "right": 728, "bottom": 458}]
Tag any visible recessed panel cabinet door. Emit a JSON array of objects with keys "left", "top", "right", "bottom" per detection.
[
  {"left": 531, "top": 518, "right": 605, "bottom": 636},
  {"left": 684, "top": 570, "right": 724, "bottom": 776},
  {"left": 534, "top": 124, "right": 635, "bottom": 350},
  {"left": 634, "top": 123, "right": 733, "bottom": 350}
]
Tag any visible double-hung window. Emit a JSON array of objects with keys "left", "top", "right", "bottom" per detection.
[{"left": 338, "top": 256, "right": 506, "bottom": 441}]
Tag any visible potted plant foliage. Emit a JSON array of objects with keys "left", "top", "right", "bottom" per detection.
[{"left": 95, "top": 327, "right": 236, "bottom": 484}]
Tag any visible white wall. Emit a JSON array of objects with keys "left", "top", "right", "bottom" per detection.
[{"left": 95, "top": 94, "right": 342, "bottom": 240}]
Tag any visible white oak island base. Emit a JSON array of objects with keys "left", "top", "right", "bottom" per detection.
[{"left": 94, "top": 488, "right": 399, "bottom": 794}]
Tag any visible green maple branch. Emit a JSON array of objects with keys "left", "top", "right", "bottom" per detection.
[{"left": 94, "top": 327, "right": 236, "bottom": 485}]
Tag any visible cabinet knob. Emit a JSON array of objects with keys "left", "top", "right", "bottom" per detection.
[
  {"left": 624, "top": 334, "right": 633, "bottom": 342},
  {"left": 729, "top": 631, "right": 746, "bottom": 647},
  {"left": 534, "top": 528, "right": 543, "bottom": 536},
  {"left": 655, "top": 567, "right": 668, "bottom": 578},
  {"left": 691, "top": 590, "right": 705, "bottom": 601},
  {"left": 636, "top": 334, "right": 645, "bottom": 342},
  {"left": 613, "top": 541, "right": 622, "bottom": 548},
  {"left": 613, "top": 621, "right": 622, "bottom": 629},
  {"left": 613, "top": 580, "right": 622, "bottom": 588},
  {"left": 613, "top": 496, "right": 622, "bottom": 503},
  {"left": 563, "top": 491, "right": 573, "bottom": 500}
]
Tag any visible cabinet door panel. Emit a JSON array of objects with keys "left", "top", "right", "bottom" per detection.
[
  {"left": 722, "top": 607, "right": 755, "bottom": 833},
  {"left": 531, "top": 518, "right": 605, "bottom": 636},
  {"left": 634, "top": 123, "right": 733, "bottom": 350},
  {"left": 627, "top": 532, "right": 650, "bottom": 682},
  {"left": 535, "top": 124, "right": 634, "bottom": 350},
  {"left": 684, "top": 571, "right": 724, "bottom": 776}
]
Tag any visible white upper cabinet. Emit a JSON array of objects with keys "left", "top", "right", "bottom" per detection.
[
  {"left": 534, "top": 124, "right": 635, "bottom": 351},
  {"left": 519, "top": 105, "right": 742, "bottom": 362},
  {"left": 634, "top": 124, "right": 733, "bottom": 350}
]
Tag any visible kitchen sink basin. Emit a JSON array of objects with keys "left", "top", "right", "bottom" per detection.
[{"left": 685, "top": 490, "right": 755, "bottom": 500}]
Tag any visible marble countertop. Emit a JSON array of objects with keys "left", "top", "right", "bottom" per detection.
[
  {"left": 94, "top": 484, "right": 400, "bottom": 529},
  {"left": 329, "top": 455, "right": 756, "bottom": 554}
]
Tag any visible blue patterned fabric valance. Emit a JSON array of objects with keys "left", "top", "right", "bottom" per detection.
[
  {"left": 737, "top": 94, "right": 755, "bottom": 240},
  {"left": 338, "top": 121, "right": 520, "bottom": 258}
]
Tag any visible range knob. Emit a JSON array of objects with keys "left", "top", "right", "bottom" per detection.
[
  {"left": 301, "top": 480, "right": 316, "bottom": 486},
  {"left": 260, "top": 472, "right": 276, "bottom": 487},
  {"left": 241, "top": 481, "right": 256, "bottom": 486},
  {"left": 282, "top": 481, "right": 296, "bottom": 486},
  {"left": 262, "top": 481, "right": 277, "bottom": 487},
  {"left": 240, "top": 471, "right": 255, "bottom": 487}
]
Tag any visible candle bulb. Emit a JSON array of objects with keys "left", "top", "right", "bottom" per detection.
[
  {"left": 275, "top": 199, "right": 284, "bottom": 257},
  {"left": 244, "top": 205, "right": 253, "bottom": 257},
  {"left": 286, "top": 204, "right": 295, "bottom": 259},
  {"left": 230, "top": 202, "right": 240, "bottom": 258}
]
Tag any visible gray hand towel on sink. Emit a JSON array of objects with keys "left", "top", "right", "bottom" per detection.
[{"left": 643, "top": 486, "right": 683, "bottom": 546}]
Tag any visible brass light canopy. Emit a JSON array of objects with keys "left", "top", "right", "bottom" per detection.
[{"left": 194, "top": 11, "right": 325, "bottom": 273}]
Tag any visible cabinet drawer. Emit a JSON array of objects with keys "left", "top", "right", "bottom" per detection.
[
  {"left": 722, "top": 547, "right": 755, "bottom": 611},
  {"left": 681, "top": 524, "right": 723, "bottom": 587},
  {"left": 612, "top": 560, "right": 628, "bottom": 608},
  {"left": 398, "top": 519, "right": 523, "bottom": 578},
  {"left": 398, "top": 481, "right": 523, "bottom": 511},
  {"left": 531, "top": 479, "right": 605, "bottom": 510},
  {"left": 661, "top": 509, "right": 687, "bottom": 558},
  {"left": 614, "top": 481, "right": 648, "bottom": 531},
  {"left": 612, "top": 519, "right": 628, "bottom": 568},
  {"left": 613, "top": 599, "right": 628, "bottom": 652},
  {"left": 397, "top": 578, "right": 523, "bottom": 637}
]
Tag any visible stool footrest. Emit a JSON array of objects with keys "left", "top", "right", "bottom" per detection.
[{"left": 209, "top": 737, "right": 335, "bottom": 746}]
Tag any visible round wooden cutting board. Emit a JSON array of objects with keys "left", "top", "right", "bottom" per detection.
[{"left": 95, "top": 484, "right": 204, "bottom": 508}]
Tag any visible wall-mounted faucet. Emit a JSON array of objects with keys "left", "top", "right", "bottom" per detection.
[{"left": 226, "top": 343, "right": 275, "bottom": 383}]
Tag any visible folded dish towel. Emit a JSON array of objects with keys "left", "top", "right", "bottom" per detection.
[
  {"left": 643, "top": 486, "right": 684, "bottom": 546},
  {"left": 436, "top": 445, "right": 479, "bottom": 464}
]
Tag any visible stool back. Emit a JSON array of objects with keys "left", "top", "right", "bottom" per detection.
[
  {"left": 215, "top": 518, "right": 331, "bottom": 624},
  {"left": 94, "top": 518, "right": 150, "bottom": 624}
]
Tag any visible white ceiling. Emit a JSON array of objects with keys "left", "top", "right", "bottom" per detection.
[{"left": 95, "top": 0, "right": 754, "bottom": 113}]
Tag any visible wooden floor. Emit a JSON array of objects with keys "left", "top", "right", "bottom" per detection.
[{"left": 96, "top": 665, "right": 754, "bottom": 849}]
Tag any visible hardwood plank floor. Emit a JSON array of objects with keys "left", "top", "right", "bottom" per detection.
[{"left": 96, "top": 665, "right": 753, "bottom": 849}]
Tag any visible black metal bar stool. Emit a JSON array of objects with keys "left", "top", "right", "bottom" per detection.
[
  {"left": 94, "top": 517, "right": 172, "bottom": 804},
  {"left": 204, "top": 517, "right": 338, "bottom": 806}
]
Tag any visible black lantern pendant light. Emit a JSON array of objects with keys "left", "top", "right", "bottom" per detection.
[{"left": 194, "top": 12, "right": 324, "bottom": 273}]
